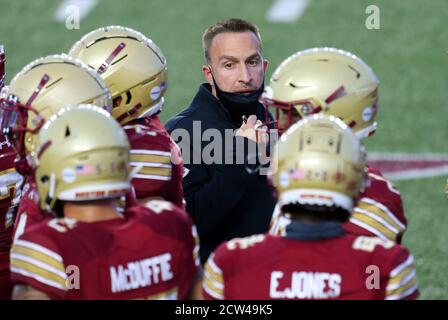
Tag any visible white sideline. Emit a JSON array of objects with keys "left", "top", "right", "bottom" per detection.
[
  {"left": 368, "top": 152, "right": 448, "bottom": 161},
  {"left": 266, "top": 0, "right": 310, "bottom": 23},
  {"left": 367, "top": 152, "right": 448, "bottom": 181},
  {"left": 384, "top": 166, "right": 448, "bottom": 181}
]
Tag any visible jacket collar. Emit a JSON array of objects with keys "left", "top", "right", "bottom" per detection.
[
  {"left": 273, "top": 212, "right": 345, "bottom": 241},
  {"left": 192, "top": 83, "right": 268, "bottom": 126},
  {"left": 285, "top": 220, "right": 345, "bottom": 241}
]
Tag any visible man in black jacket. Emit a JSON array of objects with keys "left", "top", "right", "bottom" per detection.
[{"left": 166, "top": 18, "right": 276, "bottom": 264}]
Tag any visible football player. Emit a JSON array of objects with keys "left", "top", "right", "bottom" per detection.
[
  {"left": 264, "top": 48, "right": 407, "bottom": 243},
  {"left": 69, "top": 26, "right": 184, "bottom": 208},
  {"left": 0, "top": 45, "right": 24, "bottom": 299},
  {"left": 0, "top": 54, "right": 112, "bottom": 240},
  {"left": 203, "top": 115, "right": 418, "bottom": 300},
  {"left": 10, "top": 105, "right": 199, "bottom": 299}
]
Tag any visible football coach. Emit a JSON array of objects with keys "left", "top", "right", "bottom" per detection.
[{"left": 166, "top": 18, "right": 276, "bottom": 264}]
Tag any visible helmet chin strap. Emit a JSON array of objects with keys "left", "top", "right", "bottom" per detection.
[{"left": 140, "top": 98, "right": 164, "bottom": 118}]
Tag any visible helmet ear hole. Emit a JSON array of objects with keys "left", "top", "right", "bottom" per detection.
[
  {"left": 125, "top": 91, "right": 132, "bottom": 104},
  {"left": 65, "top": 126, "right": 71, "bottom": 137},
  {"left": 113, "top": 96, "right": 122, "bottom": 108},
  {"left": 41, "top": 175, "right": 49, "bottom": 183}
]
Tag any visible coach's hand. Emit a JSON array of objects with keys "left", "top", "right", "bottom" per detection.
[{"left": 236, "top": 115, "right": 269, "bottom": 144}]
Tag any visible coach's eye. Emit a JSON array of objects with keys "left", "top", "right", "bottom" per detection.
[{"left": 247, "top": 59, "right": 260, "bottom": 67}]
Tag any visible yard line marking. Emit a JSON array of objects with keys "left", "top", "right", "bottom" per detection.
[
  {"left": 366, "top": 152, "right": 448, "bottom": 181},
  {"left": 383, "top": 166, "right": 448, "bottom": 181},
  {"left": 266, "top": 0, "right": 310, "bottom": 23}
]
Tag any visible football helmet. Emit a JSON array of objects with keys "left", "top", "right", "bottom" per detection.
[
  {"left": 270, "top": 114, "right": 366, "bottom": 215},
  {"left": 35, "top": 104, "right": 130, "bottom": 212},
  {"left": 262, "top": 48, "right": 379, "bottom": 139},
  {"left": 69, "top": 25, "right": 168, "bottom": 125},
  {"left": 0, "top": 54, "right": 112, "bottom": 164}
]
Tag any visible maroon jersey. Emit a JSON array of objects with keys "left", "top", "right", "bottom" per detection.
[
  {"left": 10, "top": 200, "right": 199, "bottom": 299},
  {"left": 0, "top": 135, "right": 23, "bottom": 300},
  {"left": 203, "top": 232, "right": 418, "bottom": 300},
  {"left": 343, "top": 166, "right": 407, "bottom": 243},
  {"left": 0, "top": 136, "right": 23, "bottom": 269},
  {"left": 124, "top": 116, "right": 184, "bottom": 208},
  {"left": 12, "top": 176, "right": 52, "bottom": 242},
  {"left": 270, "top": 166, "right": 407, "bottom": 244}
]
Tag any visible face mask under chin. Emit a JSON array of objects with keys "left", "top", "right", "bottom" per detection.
[{"left": 210, "top": 72, "right": 265, "bottom": 123}]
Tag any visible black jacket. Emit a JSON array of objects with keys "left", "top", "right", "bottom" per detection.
[{"left": 166, "top": 84, "right": 276, "bottom": 264}]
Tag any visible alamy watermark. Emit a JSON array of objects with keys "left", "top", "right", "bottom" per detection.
[
  {"left": 365, "top": 5, "right": 380, "bottom": 30},
  {"left": 65, "top": 5, "right": 81, "bottom": 30},
  {"left": 170, "top": 121, "right": 279, "bottom": 176},
  {"left": 365, "top": 265, "right": 381, "bottom": 290},
  {"left": 66, "top": 264, "right": 80, "bottom": 289}
]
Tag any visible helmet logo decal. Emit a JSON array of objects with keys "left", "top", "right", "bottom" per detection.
[
  {"left": 325, "top": 86, "right": 346, "bottom": 104},
  {"left": 279, "top": 171, "right": 290, "bottom": 188},
  {"left": 348, "top": 65, "right": 361, "bottom": 79},
  {"left": 76, "top": 164, "right": 94, "bottom": 176},
  {"left": 332, "top": 172, "right": 346, "bottom": 183},
  {"left": 97, "top": 42, "right": 126, "bottom": 75},
  {"left": 25, "top": 74, "right": 50, "bottom": 107},
  {"left": 362, "top": 106, "right": 373, "bottom": 122},
  {"left": 65, "top": 126, "right": 71, "bottom": 137},
  {"left": 62, "top": 167, "right": 76, "bottom": 183},
  {"left": 150, "top": 85, "right": 161, "bottom": 101},
  {"left": 37, "top": 140, "right": 52, "bottom": 158},
  {"left": 74, "top": 188, "right": 128, "bottom": 200},
  {"left": 289, "top": 168, "right": 305, "bottom": 180}
]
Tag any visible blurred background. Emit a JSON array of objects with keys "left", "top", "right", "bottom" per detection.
[{"left": 0, "top": 0, "right": 446, "bottom": 299}]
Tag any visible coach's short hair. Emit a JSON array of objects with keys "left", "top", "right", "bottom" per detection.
[{"left": 202, "top": 18, "right": 263, "bottom": 63}]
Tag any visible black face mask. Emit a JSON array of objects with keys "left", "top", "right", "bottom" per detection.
[{"left": 211, "top": 73, "right": 264, "bottom": 122}]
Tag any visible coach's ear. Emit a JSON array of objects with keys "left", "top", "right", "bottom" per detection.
[
  {"left": 263, "top": 59, "right": 269, "bottom": 73},
  {"left": 202, "top": 65, "right": 214, "bottom": 87}
]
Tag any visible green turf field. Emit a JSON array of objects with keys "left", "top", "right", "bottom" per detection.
[{"left": 0, "top": 0, "right": 447, "bottom": 299}]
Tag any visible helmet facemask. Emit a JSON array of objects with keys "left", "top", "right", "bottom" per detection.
[
  {"left": 261, "top": 94, "right": 326, "bottom": 135},
  {"left": 0, "top": 75, "right": 48, "bottom": 174}
]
